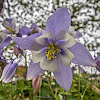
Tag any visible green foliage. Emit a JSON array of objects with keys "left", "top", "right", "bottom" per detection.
[{"left": 0, "top": 72, "right": 100, "bottom": 99}]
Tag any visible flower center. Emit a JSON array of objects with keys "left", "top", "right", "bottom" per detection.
[{"left": 45, "top": 42, "right": 60, "bottom": 60}]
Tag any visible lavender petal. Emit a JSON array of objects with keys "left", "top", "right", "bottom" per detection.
[{"left": 54, "top": 62, "right": 72, "bottom": 91}]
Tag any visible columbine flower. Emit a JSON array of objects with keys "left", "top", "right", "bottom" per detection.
[
  {"left": 18, "top": 23, "right": 40, "bottom": 36},
  {"left": 29, "top": 23, "right": 40, "bottom": 35},
  {"left": 0, "top": 60, "right": 18, "bottom": 83},
  {"left": 13, "top": 7, "right": 97, "bottom": 90},
  {"left": 2, "top": 18, "right": 19, "bottom": 36},
  {"left": 0, "top": 18, "right": 27, "bottom": 53},
  {"left": 0, "top": 18, "right": 18, "bottom": 52}
]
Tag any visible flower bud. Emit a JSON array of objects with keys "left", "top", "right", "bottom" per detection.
[
  {"left": 0, "top": 60, "right": 18, "bottom": 83},
  {"left": 32, "top": 74, "right": 42, "bottom": 96},
  {"left": 13, "top": 46, "right": 19, "bottom": 56},
  {"left": 88, "top": 84, "right": 100, "bottom": 95}
]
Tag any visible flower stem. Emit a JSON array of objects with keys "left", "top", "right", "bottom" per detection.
[
  {"left": 2, "top": 83, "right": 8, "bottom": 99},
  {"left": 91, "top": 68, "right": 92, "bottom": 84},
  {"left": 21, "top": 92, "right": 25, "bottom": 100},
  {"left": 39, "top": 86, "right": 41, "bottom": 100},
  {"left": 27, "top": 80, "right": 33, "bottom": 100},
  {"left": 81, "top": 86, "right": 88, "bottom": 100},
  {"left": 64, "top": 95, "right": 67, "bottom": 100},
  {"left": 78, "top": 66, "right": 80, "bottom": 100},
  {"left": 24, "top": 53, "right": 33, "bottom": 100},
  {"left": 24, "top": 53, "right": 28, "bottom": 74},
  {"left": 46, "top": 77, "right": 55, "bottom": 99},
  {"left": 10, "top": 83, "right": 12, "bottom": 100}
]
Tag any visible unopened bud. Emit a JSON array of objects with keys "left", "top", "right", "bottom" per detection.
[
  {"left": 32, "top": 74, "right": 42, "bottom": 96},
  {"left": 88, "top": 84, "right": 100, "bottom": 95},
  {"left": 13, "top": 46, "right": 19, "bottom": 56}
]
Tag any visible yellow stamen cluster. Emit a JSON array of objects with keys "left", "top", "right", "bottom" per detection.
[
  {"left": 6, "top": 26, "right": 15, "bottom": 33},
  {"left": 45, "top": 43, "right": 60, "bottom": 60}
]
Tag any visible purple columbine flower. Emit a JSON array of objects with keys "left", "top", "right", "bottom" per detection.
[
  {"left": 18, "top": 23, "right": 40, "bottom": 36},
  {"left": 0, "top": 18, "right": 26, "bottom": 52},
  {"left": 0, "top": 60, "right": 18, "bottom": 83},
  {"left": 13, "top": 7, "right": 97, "bottom": 90},
  {"left": 0, "top": 18, "right": 18, "bottom": 51},
  {"left": 2, "top": 18, "right": 19, "bottom": 36}
]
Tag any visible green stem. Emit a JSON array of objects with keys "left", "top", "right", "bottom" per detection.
[
  {"left": 27, "top": 80, "right": 33, "bottom": 100},
  {"left": 22, "top": 93, "right": 24, "bottom": 100},
  {"left": 64, "top": 95, "right": 67, "bottom": 100},
  {"left": 24, "top": 54, "right": 28, "bottom": 73},
  {"left": 2, "top": 83, "right": 8, "bottom": 99},
  {"left": 78, "top": 66, "right": 80, "bottom": 100},
  {"left": 13, "top": 94, "right": 19, "bottom": 100},
  {"left": 91, "top": 68, "right": 92, "bottom": 84},
  {"left": 39, "top": 86, "right": 41, "bottom": 100},
  {"left": 46, "top": 77, "right": 55, "bottom": 99},
  {"left": 82, "top": 86, "right": 88, "bottom": 100},
  {"left": 25, "top": 54, "right": 33, "bottom": 100},
  {"left": 10, "top": 83, "right": 12, "bottom": 100}
]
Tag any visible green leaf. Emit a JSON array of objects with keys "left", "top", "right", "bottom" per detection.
[
  {"left": 41, "top": 87, "right": 50, "bottom": 96},
  {"left": 59, "top": 91, "right": 72, "bottom": 95},
  {"left": 69, "top": 87, "right": 78, "bottom": 92}
]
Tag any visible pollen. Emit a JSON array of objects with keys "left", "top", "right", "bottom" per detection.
[{"left": 45, "top": 42, "right": 60, "bottom": 60}]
